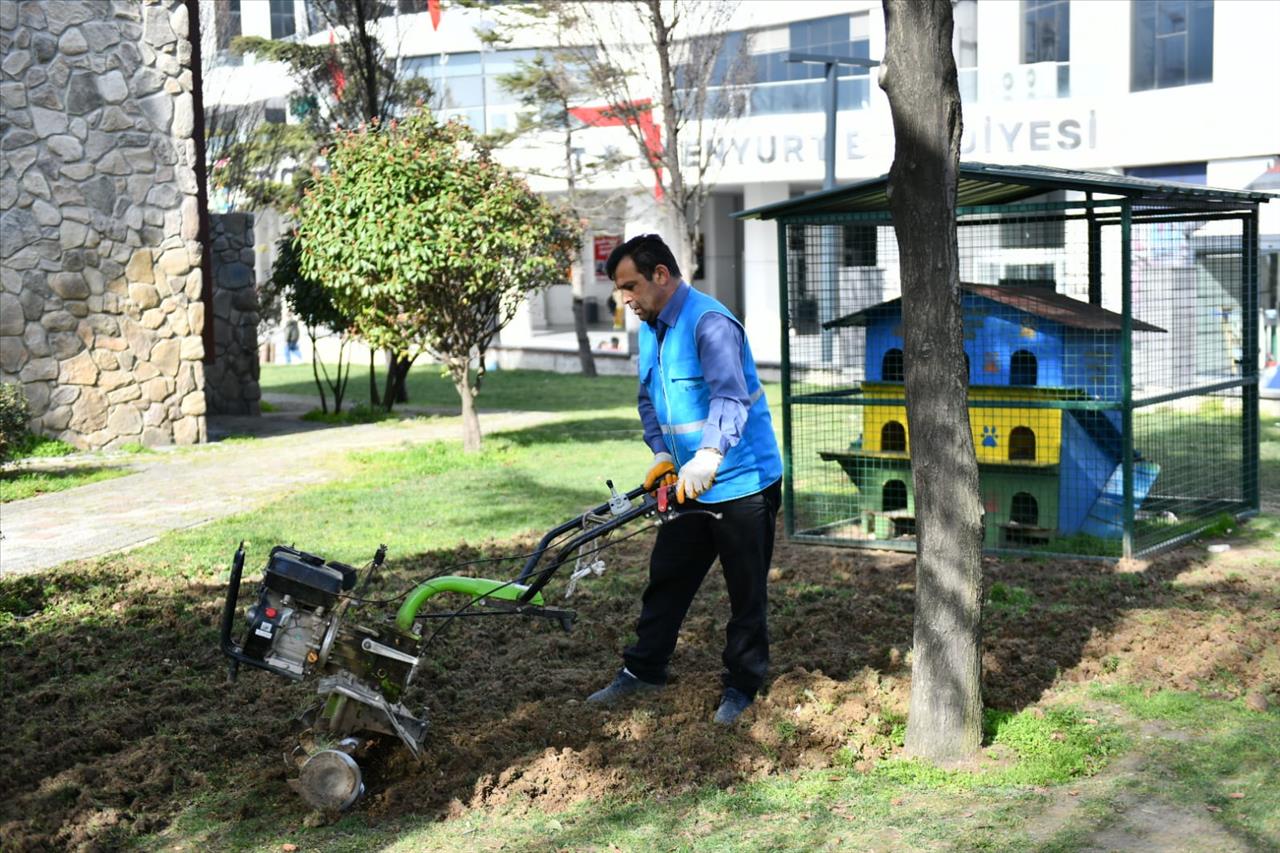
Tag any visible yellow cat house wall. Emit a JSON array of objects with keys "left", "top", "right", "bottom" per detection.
[{"left": 861, "top": 383, "right": 1069, "bottom": 466}]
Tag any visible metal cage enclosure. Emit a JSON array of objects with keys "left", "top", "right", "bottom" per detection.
[{"left": 736, "top": 163, "right": 1267, "bottom": 559}]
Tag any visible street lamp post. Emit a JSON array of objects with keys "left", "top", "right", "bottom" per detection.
[
  {"left": 784, "top": 52, "right": 881, "bottom": 190},
  {"left": 784, "top": 53, "right": 882, "bottom": 361}
]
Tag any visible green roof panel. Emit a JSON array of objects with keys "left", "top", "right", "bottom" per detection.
[{"left": 733, "top": 161, "right": 1272, "bottom": 220}]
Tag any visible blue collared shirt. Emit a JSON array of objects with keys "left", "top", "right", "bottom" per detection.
[{"left": 637, "top": 282, "right": 749, "bottom": 456}]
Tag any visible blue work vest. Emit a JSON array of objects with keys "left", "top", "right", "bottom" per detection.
[{"left": 638, "top": 287, "right": 782, "bottom": 503}]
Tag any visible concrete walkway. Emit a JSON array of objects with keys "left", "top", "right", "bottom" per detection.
[{"left": 0, "top": 398, "right": 558, "bottom": 576}]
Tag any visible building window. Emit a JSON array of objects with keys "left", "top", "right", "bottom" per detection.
[
  {"left": 1009, "top": 427, "right": 1037, "bottom": 461},
  {"left": 216, "top": 0, "right": 242, "bottom": 51},
  {"left": 738, "top": 13, "right": 874, "bottom": 116},
  {"left": 1011, "top": 350, "right": 1038, "bottom": 385},
  {"left": 1022, "top": 0, "right": 1069, "bottom": 63},
  {"left": 954, "top": 0, "right": 978, "bottom": 100},
  {"left": 1125, "top": 161, "right": 1208, "bottom": 185},
  {"left": 1000, "top": 263, "right": 1057, "bottom": 288},
  {"left": 1001, "top": 192, "right": 1066, "bottom": 248},
  {"left": 1010, "top": 492, "right": 1039, "bottom": 525},
  {"left": 882, "top": 348, "right": 904, "bottom": 382},
  {"left": 883, "top": 479, "right": 909, "bottom": 512},
  {"left": 270, "top": 0, "right": 296, "bottom": 39},
  {"left": 881, "top": 420, "right": 907, "bottom": 452},
  {"left": 1132, "top": 0, "right": 1213, "bottom": 91},
  {"left": 842, "top": 224, "right": 877, "bottom": 267}
]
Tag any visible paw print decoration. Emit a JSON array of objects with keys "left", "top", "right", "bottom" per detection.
[{"left": 981, "top": 425, "right": 999, "bottom": 448}]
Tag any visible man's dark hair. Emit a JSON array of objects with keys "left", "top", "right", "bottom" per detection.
[{"left": 605, "top": 233, "right": 682, "bottom": 281}]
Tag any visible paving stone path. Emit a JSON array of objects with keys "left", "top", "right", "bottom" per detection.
[{"left": 0, "top": 399, "right": 559, "bottom": 576}]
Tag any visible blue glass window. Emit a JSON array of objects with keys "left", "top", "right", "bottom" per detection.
[
  {"left": 678, "top": 15, "right": 871, "bottom": 117},
  {"left": 1022, "top": 0, "right": 1069, "bottom": 63},
  {"left": 269, "top": 0, "right": 296, "bottom": 39},
  {"left": 1132, "top": 0, "right": 1213, "bottom": 91}
]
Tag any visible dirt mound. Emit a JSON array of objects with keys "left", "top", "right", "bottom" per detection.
[{"left": 2, "top": 525, "right": 1276, "bottom": 849}]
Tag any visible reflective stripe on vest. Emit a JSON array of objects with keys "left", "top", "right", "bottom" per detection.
[{"left": 659, "top": 387, "right": 766, "bottom": 436}]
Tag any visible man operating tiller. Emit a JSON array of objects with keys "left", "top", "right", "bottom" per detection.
[{"left": 587, "top": 234, "right": 784, "bottom": 724}]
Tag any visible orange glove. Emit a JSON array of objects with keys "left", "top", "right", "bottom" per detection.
[{"left": 644, "top": 452, "right": 677, "bottom": 492}]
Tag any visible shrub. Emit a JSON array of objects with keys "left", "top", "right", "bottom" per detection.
[{"left": 0, "top": 383, "right": 31, "bottom": 464}]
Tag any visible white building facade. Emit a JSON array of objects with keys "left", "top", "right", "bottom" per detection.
[{"left": 205, "top": 0, "right": 1279, "bottom": 372}]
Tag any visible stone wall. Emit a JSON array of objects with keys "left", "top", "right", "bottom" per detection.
[
  {"left": 205, "top": 211, "right": 259, "bottom": 415},
  {"left": 0, "top": 0, "right": 207, "bottom": 448}
]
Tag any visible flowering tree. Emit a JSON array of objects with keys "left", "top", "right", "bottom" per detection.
[{"left": 296, "top": 113, "right": 579, "bottom": 449}]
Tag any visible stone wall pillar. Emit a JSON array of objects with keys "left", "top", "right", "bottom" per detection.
[
  {"left": 205, "top": 212, "right": 260, "bottom": 415},
  {"left": 0, "top": 0, "right": 207, "bottom": 448}
]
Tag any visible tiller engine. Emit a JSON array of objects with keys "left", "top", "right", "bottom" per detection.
[{"left": 220, "top": 480, "right": 702, "bottom": 811}]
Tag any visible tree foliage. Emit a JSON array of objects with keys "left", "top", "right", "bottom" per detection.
[
  {"left": 213, "top": 0, "right": 431, "bottom": 209},
  {"left": 295, "top": 113, "right": 579, "bottom": 448},
  {"left": 263, "top": 232, "right": 356, "bottom": 413},
  {"left": 489, "top": 3, "right": 628, "bottom": 378},
  {"left": 489, "top": 0, "right": 753, "bottom": 276},
  {"left": 0, "top": 382, "right": 31, "bottom": 464}
]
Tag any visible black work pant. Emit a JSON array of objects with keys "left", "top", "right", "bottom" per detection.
[{"left": 623, "top": 478, "right": 781, "bottom": 699}]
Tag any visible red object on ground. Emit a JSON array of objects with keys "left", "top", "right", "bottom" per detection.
[{"left": 429, "top": 0, "right": 441, "bottom": 30}]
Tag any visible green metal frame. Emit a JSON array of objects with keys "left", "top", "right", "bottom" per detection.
[
  {"left": 1243, "top": 212, "right": 1261, "bottom": 512},
  {"left": 778, "top": 222, "right": 796, "bottom": 538},
  {"left": 773, "top": 189, "right": 1263, "bottom": 561},
  {"left": 1120, "top": 202, "right": 1135, "bottom": 558}
]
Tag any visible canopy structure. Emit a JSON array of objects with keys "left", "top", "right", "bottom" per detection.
[{"left": 735, "top": 161, "right": 1270, "bottom": 221}]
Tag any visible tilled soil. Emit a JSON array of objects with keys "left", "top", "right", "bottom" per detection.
[{"left": 1, "top": 524, "right": 1276, "bottom": 851}]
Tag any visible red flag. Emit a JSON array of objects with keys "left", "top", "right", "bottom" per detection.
[
  {"left": 328, "top": 29, "right": 346, "bottom": 99},
  {"left": 569, "top": 100, "right": 664, "bottom": 201},
  {"left": 428, "top": 0, "right": 441, "bottom": 30}
]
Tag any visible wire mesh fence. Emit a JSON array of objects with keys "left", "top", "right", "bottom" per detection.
[{"left": 781, "top": 194, "right": 1257, "bottom": 559}]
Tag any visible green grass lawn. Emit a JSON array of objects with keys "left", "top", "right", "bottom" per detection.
[
  {"left": 1, "top": 433, "right": 135, "bottom": 503},
  {"left": 2, "top": 374, "right": 1276, "bottom": 851},
  {"left": 260, "top": 363, "right": 786, "bottom": 416},
  {"left": 260, "top": 363, "right": 644, "bottom": 413},
  {"left": 0, "top": 465, "right": 132, "bottom": 502}
]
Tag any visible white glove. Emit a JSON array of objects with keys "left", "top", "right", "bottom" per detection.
[{"left": 676, "top": 448, "right": 723, "bottom": 504}]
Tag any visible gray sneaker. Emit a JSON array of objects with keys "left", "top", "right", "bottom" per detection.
[
  {"left": 713, "top": 687, "right": 753, "bottom": 725},
  {"left": 586, "top": 670, "right": 663, "bottom": 707}
]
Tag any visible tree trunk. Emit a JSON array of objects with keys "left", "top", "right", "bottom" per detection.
[
  {"left": 880, "top": 0, "right": 985, "bottom": 764},
  {"left": 455, "top": 360, "right": 482, "bottom": 452},
  {"left": 562, "top": 97, "right": 596, "bottom": 378},
  {"left": 380, "top": 352, "right": 411, "bottom": 409},
  {"left": 571, "top": 260, "right": 597, "bottom": 377},
  {"left": 368, "top": 349, "right": 381, "bottom": 408},
  {"left": 308, "top": 328, "right": 328, "bottom": 413},
  {"left": 393, "top": 356, "right": 410, "bottom": 403},
  {"left": 352, "top": 0, "right": 380, "bottom": 122}
]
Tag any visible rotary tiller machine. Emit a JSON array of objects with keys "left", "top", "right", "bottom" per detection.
[{"left": 220, "top": 479, "right": 709, "bottom": 811}]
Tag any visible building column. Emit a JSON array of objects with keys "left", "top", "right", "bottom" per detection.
[{"left": 742, "top": 183, "right": 790, "bottom": 367}]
